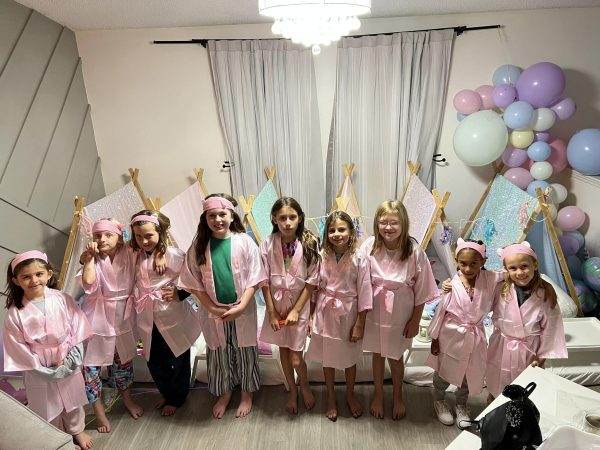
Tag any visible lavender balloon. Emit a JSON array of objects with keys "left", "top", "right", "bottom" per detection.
[
  {"left": 516, "top": 62, "right": 566, "bottom": 108},
  {"left": 502, "top": 147, "right": 528, "bottom": 167},
  {"left": 535, "top": 131, "right": 550, "bottom": 142},
  {"left": 551, "top": 97, "right": 576, "bottom": 120},
  {"left": 559, "top": 234, "right": 580, "bottom": 256},
  {"left": 492, "top": 83, "right": 517, "bottom": 109}
]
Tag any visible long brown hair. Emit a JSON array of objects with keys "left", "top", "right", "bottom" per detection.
[
  {"left": 270, "top": 197, "right": 320, "bottom": 267},
  {"left": 322, "top": 210, "right": 358, "bottom": 256},
  {"left": 130, "top": 209, "right": 170, "bottom": 255},
  {"left": 5, "top": 258, "right": 57, "bottom": 309},
  {"left": 371, "top": 200, "right": 413, "bottom": 261},
  {"left": 194, "top": 193, "right": 245, "bottom": 266}
]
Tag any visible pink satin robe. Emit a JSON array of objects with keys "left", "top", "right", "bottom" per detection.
[
  {"left": 77, "top": 244, "right": 137, "bottom": 366},
  {"left": 134, "top": 246, "right": 202, "bottom": 360},
  {"left": 305, "top": 250, "right": 373, "bottom": 369},
  {"left": 486, "top": 285, "right": 568, "bottom": 397},
  {"left": 258, "top": 233, "right": 319, "bottom": 352},
  {"left": 178, "top": 232, "right": 267, "bottom": 350},
  {"left": 3, "top": 287, "right": 91, "bottom": 421},
  {"left": 360, "top": 237, "right": 439, "bottom": 360},
  {"left": 426, "top": 270, "right": 503, "bottom": 395}
]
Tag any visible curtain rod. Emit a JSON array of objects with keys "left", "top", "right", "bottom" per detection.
[{"left": 152, "top": 24, "right": 502, "bottom": 47}]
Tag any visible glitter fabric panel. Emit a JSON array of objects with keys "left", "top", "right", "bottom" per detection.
[
  {"left": 160, "top": 181, "right": 204, "bottom": 252},
  {"left": 470, "top": 175, "right": 538, "bottom": 270},
  {"left": 402, "top": 175, "right": 437, "bottom": 245},
  {"left": 251, "top": 180, "right": 279, "bottom": 241}
]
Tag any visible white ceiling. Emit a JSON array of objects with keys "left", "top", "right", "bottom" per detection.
[{"left": 15, "top": 0, "right": 600, "bottom": 30}]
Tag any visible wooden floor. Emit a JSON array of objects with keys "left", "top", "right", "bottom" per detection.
[{"left": 86, "top": 382, "right": 490, "bottom": 450}]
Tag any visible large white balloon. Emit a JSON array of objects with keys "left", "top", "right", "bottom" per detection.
[
  {"left": 530, "top": 161, "right": 553, "bottom": 180},
  {"left": 550, "top": 183, "right": 568, "bottom": 203},
  {"left": 453, "top": 110, "right": 509, "bottom": 166},
  {"left": 531, "top": 108, "right": 556, "bottom": 132}
]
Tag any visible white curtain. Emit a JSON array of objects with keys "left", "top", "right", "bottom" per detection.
[
  {"left": 208, "top": 39, "right": 324, "bottom": 217},
  {"left": 327, "top": 30, "right": 454, "bottom": 218}
]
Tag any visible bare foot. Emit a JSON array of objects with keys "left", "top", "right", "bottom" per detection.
[
  {"left": 155, "top": 397, "right": 166, "bottom": 409},
  {"left": 392, "top": 398, "right": 406, "bottom": 420},
  {"left": 74, "top": 431, "right": 94, "bottom": 449},
  {"left": 286, "top": 387, "right": 298, "bottom": 414},
  {"left": 94, "top": 410, "right": 111, "bottom": 433},
  {"left": 326, "top": 395, "right": 338, "bottom": 422},
  {"left": 370, "top": 393, "right": 384, "bottom": 419},
  {"left": 236, "top": 391, "right": 253, "bottom": 418},
  {"left": 122, "top": 393, "right": 144, "bottom": 419},
  {"left": 300, "top": 384, "right": 316, "bottom": 411},
  {"left": 161, "top": 405, "right": 177, "bottom": 416},
  {"left": 346, "top": 393, "right": 363, "bottom": 418},
  {"left": 213, "top": 392, "right": 232, "bottom": 419}
]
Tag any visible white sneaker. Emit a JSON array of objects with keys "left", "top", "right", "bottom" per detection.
[
  {"left": 434, "top": 400, "right": 454, "bottom": 426},
  {"left": 455, "top": 404, "right": 471, "bottom": 428}
]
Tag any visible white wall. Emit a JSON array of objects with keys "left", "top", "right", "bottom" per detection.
[{"left": 76, "top": 7, "right": 600, "bottom": 254}]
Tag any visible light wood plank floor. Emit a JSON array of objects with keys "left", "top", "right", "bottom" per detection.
[{"left": 86, "top": 382, "right": 490, "bottom": 450}]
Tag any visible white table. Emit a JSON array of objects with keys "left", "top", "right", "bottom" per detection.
[{"left": 447, "top": 366, "right": 600, "bottom": 449}]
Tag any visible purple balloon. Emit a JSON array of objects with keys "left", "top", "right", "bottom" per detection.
[
  {"left": 559, "top": 234, "right": 580, "bottom": 256},
  {"left": 535, "top": 132, "right": 550, "bottom": 142},
  {"left": 492, "top": 84, "right": 517, "bottom": 109},
  {"left": 504, "top": 167, "right": 533, "bottom": 190},
  {"left": 557, "top": 206, "right": 586, "bottom": 232},
  {"left": 502, "top": 147, "right": 529, "bottom": 167},
  {"left": 516, "top": 62, "right": 566, "bottom": 108},
  {"left": 551, "top": 97, "right": 576, "bottom": 121}
]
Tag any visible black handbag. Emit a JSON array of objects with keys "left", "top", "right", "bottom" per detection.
[{"left": 458, "top": 382, "right": 543, "bottom": 450}]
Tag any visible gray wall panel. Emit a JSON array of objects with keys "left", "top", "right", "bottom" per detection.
[
  {"left": 0, "top": 0, "right": 30, "bottom": 74},
  {"left": 87, "top": 158, "right": 105, "bottom": 204},
  {"left": 0, "top": 28, "right": 79, "bottom": 204},
  {"left": 0, "top": 11, "right": 62, "bottom": 174}
]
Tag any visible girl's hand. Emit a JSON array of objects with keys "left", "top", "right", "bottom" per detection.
[
  {"left": 531, "top": 356, "right": 546, "bottom": 368},
  {"left": 349, "top": 321, "right": 365, "bottom": 342},
  {"left": 430, "top": 338, "right": 440, "bottom": 356},
  {"left": 154, "top": 252, "right": 167, "bottom": 275},
  {"left": 268, "top": 309, "right": 282, "bottom": 331},
  {"left": 221, "top": 305, "right": 243, "bottom": 322},
  {"left": 403, "top": 316, "right": 420, "bottom": 338},
  {"left": 160, "top": 285, "right": 178, "bottom": 302},
  {"left": 441, "top": 278, "right": 452, "bottom": 293},
  {"left": 285, "top": 309, "right": 300, "bottom": 326},
  {"left": 81, "top": 242, "right": 98, "bottom": 263},
  {"left": 210, "top": 305, "right": 229, "bottom": 317}
]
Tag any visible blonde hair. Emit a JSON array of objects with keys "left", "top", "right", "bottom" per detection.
[
  {"left": 371, "top": 200, "right": 413, "bottom": 261},
  {"left": 501, "top": 254, "right": 543, "bottom": 300},
  {"left": 322, "top": 211, "right": 358, "bottom": 256}
]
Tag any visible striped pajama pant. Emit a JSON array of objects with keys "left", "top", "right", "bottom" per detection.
[{"left": 206, "top": 320, "right": 260, "bottom": 396}]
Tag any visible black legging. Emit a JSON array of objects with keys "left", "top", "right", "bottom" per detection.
[{"left": 147, "top": 324, "right": 191, "bottom": 407}]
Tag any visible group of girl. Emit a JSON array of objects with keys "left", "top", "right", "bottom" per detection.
[{"left": 3, "top": 192, "right": 568, "bottom": 448}]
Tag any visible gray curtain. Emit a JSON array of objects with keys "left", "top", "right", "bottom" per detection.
[
  {"left": 327, "top": 30, "right": 454, "bottom": 217},
  {"left": 208, "top": 39, "right": 324, "bottom": 217}
]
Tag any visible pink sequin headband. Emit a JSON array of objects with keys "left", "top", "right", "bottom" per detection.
[
  {"left": 130, "top": 214, "right": 160, "bottom": 226},
  {"left": 455, "top": 238, "right": 486, "bottom": 259},
  {"left": 202, "top": 197, "right": 234, "bottom": 211},
  {"left": 497, "top": 242, "right": 538, "bottom": 262},
  {"left": 11, "top": 250, "right": 48, "bottom": 272},
  {"left": 92, "top": 219, "right": 123, "bottom": 235}
]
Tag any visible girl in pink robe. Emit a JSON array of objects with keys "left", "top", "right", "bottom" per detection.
[
  {"left": 305, "top": 210, "right": 373, "bottom": 422},
  {"left": 486, "top": 242, "right": 567, "bottom": 399},
  {"left": 426, "top": 239, "right": 503, "bottom": 426},
  {"left": 259, "top": 197, "right": 320, "bottom": 414},
  {"left": 131, "top": 210, "right": 202, "bottom": 416},
  {"left": 78, "top": 218, "right": 147, "bottom": 433},
  {"left": 178, "top": 194, "right": 267, "bottom": 420},
  {"left": 360, "top": 200, "right": 439, "bottom": 421},
  {"left": 3, "top": 251, "right": 93, "bottom": 449}
]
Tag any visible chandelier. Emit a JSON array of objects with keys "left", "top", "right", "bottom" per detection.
[{"left": 258, "top": 1, "right": 371, "bottom": 55}]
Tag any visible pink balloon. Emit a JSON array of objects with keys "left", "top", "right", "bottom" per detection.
[
  {"left": 547, "top": 138, "right": 569, "bottom": 174},
  {"left": 504, "top": 167, "right": 533, "bottom": 190},
  {"left": 476, "top": 85, "right": 495, "bottom": 110},
  {"left": 453, "top": 89, "right": 483, "bottom": 114},
  {"left": 557, "top": 206, "right": 586, "bottom": 232},
  {"left": 551, "top": 97, "right": 576, "bottom": 121},
  {"left": 502, "top": 147, "right": 528, "bottom": 167}
]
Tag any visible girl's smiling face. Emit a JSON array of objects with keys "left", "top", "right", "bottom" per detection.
[
  {"left": 327, "top": 219, "right": 351, "bottom": 253},
  {"left": 12, "top": 261, "right": 53, "bottom": 300},
  {"left": 504, "top": 253, "right": 537, "bottom": 287},
  {"left": 456, "top": 249, "right": 486, "bottom": 281},
  {"left": 377, "top": 213, "right": 402, "bottom": 248},
  {"left": 133, "top": 222, "right": 160, "bottom": 253},
  {"left": 206, "top": 208, "right": 233, "bottom": 238}
]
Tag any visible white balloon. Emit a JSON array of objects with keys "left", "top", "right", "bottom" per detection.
[
  {"left": 550, "top": 183, "right": 568, "bottom": 204},
  {"left": 453, "top": 110, "right": 508, "bottom": 166},
  {"left": 530, "top": 161, "right": 553, "bottom": 180},
  {"left": 531, "top": 108, "right": 556, "bottom": 132}
]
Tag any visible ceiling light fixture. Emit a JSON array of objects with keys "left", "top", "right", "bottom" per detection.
[{"left": 258, "top": 1, "right": 371, "bottom": 55}]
